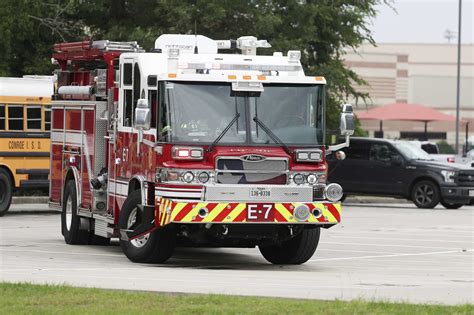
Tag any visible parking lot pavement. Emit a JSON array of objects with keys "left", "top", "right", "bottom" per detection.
[{"left": 0, "top": 203, "right": 472, "bottom": 305}]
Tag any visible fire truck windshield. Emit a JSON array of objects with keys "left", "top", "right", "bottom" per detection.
[{"left": 159, "top": 81, "right": 324, "bottom": 146}]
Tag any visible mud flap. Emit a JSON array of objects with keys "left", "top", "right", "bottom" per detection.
[{"left": 120, "top": 205, "right": 157, "bottom": 241}]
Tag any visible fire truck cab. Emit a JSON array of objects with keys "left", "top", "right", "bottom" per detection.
[{"left": 49, "top": 34, "right": 355, "bottom": 264}]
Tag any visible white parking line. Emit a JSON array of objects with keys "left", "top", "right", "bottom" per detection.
[
  {"left": 308, "top": 249, "right": 473, "bottom": 263},
  {"left": 324, "top": 241, "right": 464, "bottom": 250},
  {"left": 327, "top": 235, "right": 472, "bottom": 244},
  {"left": 332, "top": 231, "right": 473, "bottom": 240},
  {"left": 0, "top": 248, "right": 124, "bottom": 257}
]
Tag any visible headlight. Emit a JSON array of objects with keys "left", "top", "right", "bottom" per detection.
[
  {"left": 306, "top": 174, "right": 318, "bottom": 185},
  {"left": 156, "top": 168, "right": 213, "bottom": 184},
  {"left": 290, "top": 172, "right": 326, "bottom": 185},
  {"left": 182, "top": 171, "right": 195, "bottom": 183},
  {"left": 441, "top": 170, "right": 456, "bottom": 183},
  {"left": 292, "top": 173, "right": 306, "bottom": 185},
  {"left": 295, "top": 149, "right": 323, "bottom": 163},
  {"left": 197, "top": 171, "right": 210, "bottom": 183}
]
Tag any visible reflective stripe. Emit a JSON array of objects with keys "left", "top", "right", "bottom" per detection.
[{"left": 157, "top": 198, "right": 343, "bottom": 225}]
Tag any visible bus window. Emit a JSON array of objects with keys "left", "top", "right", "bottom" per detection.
[
  {"left": 27, "top": 106, "right": 42, "bottom": 130},
  {"left": 8, "top": 105, "right": 24, "bottom": 131},
  {"left": 0, "top": 104, "right": 5, "bottom": 130},
  {"left": 45, "top": 106, "right": 51, "bottom": 131}
]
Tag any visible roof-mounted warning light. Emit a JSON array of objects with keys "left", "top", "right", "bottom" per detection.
[{"left": 216, "top": 36, "right": 271, "bottom": 55}]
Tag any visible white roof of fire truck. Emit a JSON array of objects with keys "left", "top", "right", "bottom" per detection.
[
  {"left": 120, "top": 35, "right": 326, "bottom": 85},
  {"left": 0, "top": 76, "right": 54, "bottom": 98}
]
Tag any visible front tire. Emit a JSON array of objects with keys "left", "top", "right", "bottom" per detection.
[
  {"left": 411, "top": 180, "right": 440, "bottom": 209},
  {"left": 61, "top": 180, "right": 89, "bottom": 244},
  {"left": 119, "top": 190, "right": 175, "bottom": 263},
  {"left": 259, "top": 227, "right": 320, "bottom": 264},
  {"left": 440, "top": 201, "right": 463, "bottom": 209},
  {"left": 0, "top": 169, "right": 13, "bottom": 217}
]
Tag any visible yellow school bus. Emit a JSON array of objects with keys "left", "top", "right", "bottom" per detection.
[{"left": 0, "top": 76, "right": 53, "bottom": 216}]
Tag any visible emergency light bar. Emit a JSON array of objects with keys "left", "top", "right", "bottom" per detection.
[
  {"left": 178, "top": 62, "right": 301, "bottom": 72},
  {"left": 216, "top": 36, "right": 271, "bottom": 55}
]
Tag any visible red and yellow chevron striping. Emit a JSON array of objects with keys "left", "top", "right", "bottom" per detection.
[{"left": 156, "top": 198, "right": 342, "bottom": 226}]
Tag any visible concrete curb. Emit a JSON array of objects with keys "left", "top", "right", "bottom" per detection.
[{"left": 345, "top": 196, "right": 410, "bottom": 204}]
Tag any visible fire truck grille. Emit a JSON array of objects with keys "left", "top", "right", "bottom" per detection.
[
  {"left": 457, "top": 170, "right": 474, "bottom": 187},
  {"left": 216, "top": 157, "right": 288, "bottom": 185}
]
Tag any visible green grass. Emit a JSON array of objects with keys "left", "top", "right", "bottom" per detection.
[{"left": 0, "top": 282, "right": 472, "bottom": 315}]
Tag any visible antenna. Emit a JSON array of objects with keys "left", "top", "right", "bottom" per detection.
[{"left": 194, "top": 20, "right": 198, "bottom": 54}]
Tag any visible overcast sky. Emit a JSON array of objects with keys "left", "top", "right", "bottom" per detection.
[{"left": 371, "top": 0, "right": 473, "bottom": 43}]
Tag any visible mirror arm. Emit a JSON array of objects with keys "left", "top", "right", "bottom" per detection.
[
  {"left": 326, "top": 134, "right": 350, "bottom": 155},
  {"left": 137, "top": 129, "right": 143, "bottom": 156}
]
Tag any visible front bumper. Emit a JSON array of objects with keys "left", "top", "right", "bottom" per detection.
[
  {"left": 440, "top": 186, "right": 474, "bottom": 205},
  {"left": 155, "top": 197, "right": 342, "bottom": 226}
]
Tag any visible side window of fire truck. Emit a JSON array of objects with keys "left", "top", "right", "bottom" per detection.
[
  {"left": 132, "top": 63, "right": 141, "bottom": 126},
  {"left": 0, "top": 104, "right": 5, "bottom": 130},
  {"left": 27, "top": 105, "right": 42, "bottom": 130},
  {"left": 122, "top": 62, "right": 133, "bottom": 127},
  {"left": 148, "top": 89, "right": 157, "bottom": 129},
  {"left": 8, "top": 105, "right": 24, "bottom": 131},
  {"left": 123, "top": 90, "right": 133, "bottom": 127},
  {"left": 123, "top": 63, "right": 132, "bottom": 86}
]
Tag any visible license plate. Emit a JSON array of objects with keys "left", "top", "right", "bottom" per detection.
[
  {"left": 249, "top": 187, "right": 271, "bottom": 199},
  {"left": 469, "top": 190, "right": 474, "bottom": 197},
  {"left": 247, "top": 204, "right": 273, "bottom": 222}
]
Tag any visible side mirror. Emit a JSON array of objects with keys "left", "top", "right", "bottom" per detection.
[
  {"left": 134, "top": 99, "right": 151, "bottom": 131},
  {"left": 327, "top": 104, "right": 355, "bottom": 153},
  {"left": 340, "top": 104, "right": 355, "bottom": 136}
]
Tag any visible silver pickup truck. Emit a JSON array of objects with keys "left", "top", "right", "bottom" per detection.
[{"left": 409, "top": 141, "right": 474, "bottom": 167}]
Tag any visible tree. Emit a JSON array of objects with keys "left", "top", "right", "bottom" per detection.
[
  {"left": 1, "top": 0, "right": 389, "bottom": 133},
  {"left": 0, "top": 0, "right": 84, "bottom": 77}
]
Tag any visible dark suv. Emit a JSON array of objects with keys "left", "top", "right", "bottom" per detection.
[{"left": 328, "top": 138, "right": 474, "bottom": 209}]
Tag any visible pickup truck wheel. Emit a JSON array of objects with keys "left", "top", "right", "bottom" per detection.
[
  {"left": 0, "top": 169, "right": 13, "bottom": 217},
  {"left": 412, "top": 180, "right": 440, "bottom": 209},
  {"left": 259, "top": 227, "right": 320, "bottom": 264},
  {"left": 61, "top": 181, "right": 89, "bottom": 244},
  {"left": 440, "top": 201, "right": 463, "bottom": 209},
  {"left": 119, "top": 190, "right": 175, "bottom": 263}
]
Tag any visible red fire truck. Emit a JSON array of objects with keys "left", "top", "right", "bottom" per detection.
[{"left": 49, "top": 35, "right": 354, "bottom": 264}]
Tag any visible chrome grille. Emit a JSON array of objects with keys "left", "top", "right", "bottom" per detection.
[{"left": 216, "top": 156, "right": 288, "bottom": 185}]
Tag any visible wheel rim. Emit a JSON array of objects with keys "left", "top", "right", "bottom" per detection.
[
  {"left": 65, "top": 195, "right": 73, "bottom": 230},
  {"left": 127, "top": 208, "right": 149, "bottom": 248},
  {"left": 415, "top": 184, "right": 434, "bottom": 206}
]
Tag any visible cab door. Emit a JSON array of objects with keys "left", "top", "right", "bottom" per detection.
[
  {"left": 328, "top": 140, "right": 372, "bottom": 193},
  {"left": 366, "top": 142, "right": 406, "bottom": 194}
]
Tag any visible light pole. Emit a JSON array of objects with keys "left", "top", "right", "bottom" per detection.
[{"left": 455, "top": 0, "right": 462, "bottom": 154}]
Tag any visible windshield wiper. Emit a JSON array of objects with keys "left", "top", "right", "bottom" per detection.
[
  {"left": 253, "top": 116, "right": 292, "bottom": 156},
  {"left": 206, "top": 113, "right": 240, "bottom": 152}
]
